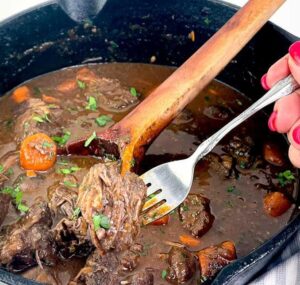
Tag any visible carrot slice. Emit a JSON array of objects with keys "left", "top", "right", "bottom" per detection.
[
  {"left": 198, "top": 241, "right": 236, "bottom": 278},
  {"left": 179, "top": 234, "right": 201, "bottom": 247},
  {"left": 42, "top": 94, "right": 60, "bottom": 104},
  {"left": 12, "top": 86, "right": 30, "bottom": 103},
  {"left": 263, "top": 192, "right": 291, "bottom": 217},
  {"left": 57, "top": 79, "right": 77, "bottom": 93},
  {"left": 20, "top": 133, "right": 57, "bottom": 171},
  {"left": 151, "top": 215, "right": 170, "bottom": 226}
]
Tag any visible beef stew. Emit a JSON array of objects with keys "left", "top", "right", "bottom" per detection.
[{"left": 0, "top": 63, "right": 297, "bottom": 284}]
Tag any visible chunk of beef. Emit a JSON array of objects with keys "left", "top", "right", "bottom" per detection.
[
  {"left": 85, "top": 77, "right": 139, "bottom": 111},
  {"left": 49, "top": 177, "right": 93, "bottom": 258},
  {"left": 165, "top": 247, "right": 196, "bottom": 284},
  {"left": 14, "top": 98, "right": 62, "bottom": 143},
  {"left": 48, "top": 176, "right": 79, "bottom": 219},
  {"left": 179, "top": 194, "right": 214, "bottom": 238},
  {"left": 71, "top": 243, "right": 144, "bottom": 285},
  {"left": 77, "top": 163, "right": 146, "bottom": 253},
  {"left": 0, "top": 193, "right": 10, "bottom": 226},
  {"left": 0, "top": 151, "right": 18, "bottom": 187},
  {"left": 197, "top": 241, "right": 237, "bottom": 279},
  {"left": 0, "top": 199, "right": 57, "bottom": 272},
  {"left": 224, "top": 135, "right": 255, "bottom": 168},
  {"left": 204, "top": 153, "right": 233, "bottom": 177},
  {"left": 53, "top": 217, "right": 92, "bottom": 259}
]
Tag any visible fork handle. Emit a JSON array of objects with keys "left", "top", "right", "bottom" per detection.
[{"left": 190, "top": 75, "right": 299, "bottom": 163}]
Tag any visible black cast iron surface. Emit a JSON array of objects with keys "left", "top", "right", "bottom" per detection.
[{"left": 0, "top": 0, "right": 299, "bottom": 284}]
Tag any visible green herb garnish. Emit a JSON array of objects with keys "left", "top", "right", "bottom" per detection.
[
  {"left": 42, "top": 141, "right": 54, "bottom": 149},
  {"left": 1, "top": 186, "right": 28, "bottom": 213},
  {"left": 130, "top": 159, "right": 135, "bottom": 168},
  {"left": 227, "top": 186, "right": 235, "bottom": 193},
  {"left": 58, "top": 166, "right": 80, "bottom": 175},
  {"left": 277, "top": 170, "right": 295, "bottom": 186},
  {"left": 32, "top": 116, "right": 45, "bottom": 123},
  {"left": 0, "top": 165, "right": 4, "bottom": 173},
  {"left": 84, "top": 131, "right": 97, "bottom": 147},
  {"left": 182, "top": 205, "right": 189, "bottom": 211},
  {"left": 130, "top": 87, "right": 139, "bottom": 97},
  {"left": 73, "top": 207, "right": 81, "bottom": 219},
  {"left": 86, "top": 96, "right": 97, "bottom": 110},
  {"left": 93, "top": 214, "right": 111, "bottom": 230},
  {"left": 5, "top": 168, "right": 13, "bottom": 176},
  {"left": 52, "top": 131, "right": 71, "bottom": 146},
  {"left": 161, "top": 270, "right": 167, "bottom": 279},
  {"left": 204, "top": 17, "right": 211, "bottom": 26},
  {"left": 63, "top": 181, "right": 78, "bottom": 188},
  {"left": 95, "top": 115, "right": 112, "bottom": 127},
  {"left": 77, "top": 80, "right": 86, "bottom": 89},
  {"left": 17, "top": 203, "right": 29, "bottom": 213}
]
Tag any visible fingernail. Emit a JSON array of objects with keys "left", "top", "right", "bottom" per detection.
[
  {"left": 261, "top": 74, "right": 270, "bottom": 90},
  {"left": 268, "top": 111, "right": 277, "bottom": 132},
  {"left": 289, "top": 41, "right": 300, "bottom": 65},
  {"left": 292, "top": 126, "right": 300, "bottom": 144}
]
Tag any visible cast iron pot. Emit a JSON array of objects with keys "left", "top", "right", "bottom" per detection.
[{"left": 0, "top": 0, "right": 299, "bottom": 284}]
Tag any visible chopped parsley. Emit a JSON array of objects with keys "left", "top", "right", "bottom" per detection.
[
  {"left": 17, "top": 203, "right": 29, "bottom": 213},
  {"left": 6, "top": 168, "right": 13, "bottom": 176},
  {"left": 204, "top": 17, "right": 211, "bottom": 26},
  {"left": 77, "top": 79, "right": 86, "bottom": 89},
  {"left": 182, "top": 205, "right": 189, "bottom": 211},
  {"left": 42, "top": 141, "right": 54, "bottom": 149},
  {"left": 52, "top": 131, "right": 71, "bottom": 146},
  {"left": 73, "top": 207, "right": 81, "bottom": 219},
  {"left": 130, "top": 87, "right": 139, "bottom": 97},
  {"left": 1, "top": 186, "right": 29, "bottom": 213},
  {"left": 0, "top": 165, "right": 4, "bottom": 173},
  {"left": 161, "top": 269, "right": 167, "bottom": 279},
  {"left": 58, "top": 166, "right": 80, "bottom": 175},
  {"left": 95, "top": 115, "right": 112, "bottom": 127},
  {"left": 63, "top": 180, "right": 78, "bottom": 188},
  {"left": 84, "top": 131, "right": 97, "bottom": 147},
  {"left": 130, "top": 159, "right": 135, "bottom": 168},
  {"left": 32, "top": 113, "right": 51, "bottom": 123},
  {"left": 86, "top": 96, "right": 97, "bottom": 110},
  {"left": 227, "top": 186, "right": 235, "bottom": 193},
  {"left": 93, "top": 214, "right": 111, "bottom": 230},
  {"left": 277, "top": 170, "right": 295, "bottom": 186}
]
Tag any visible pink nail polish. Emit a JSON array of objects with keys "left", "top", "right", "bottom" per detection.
[
  {"left": 268, "top": 111, "right": 277, "bottom": 132},
  {"left": 292, "top": 126, "right": 300, "bottom": 144},
  {"left": 289, "top": 41, "right": 300, "bottom": 65},
  {"left": 261, "top": 74, "right": 270, "bottom": 90}
]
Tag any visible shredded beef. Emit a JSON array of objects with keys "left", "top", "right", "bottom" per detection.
[
  {"left": 0, "top": 199, "right": 57, "bottom": 272},
  {"left": 77, "top": 163, "right": 146, "bottom": 253}
]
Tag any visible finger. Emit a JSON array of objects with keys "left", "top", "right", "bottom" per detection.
[
  {"left": 288, "top": 145, "right": 300, "bottom": 168},
  {"left": 288, "top": 41, "right": 300, "bottom": 84},
  {"left": 268, "top": 90, "right": 300, "bottom": 133},
  {"left": 287, "top": 117, "right": 300, "bottom": 150},
  {"left": 261, "top": 55, "right": 290, "bottom": 90}
]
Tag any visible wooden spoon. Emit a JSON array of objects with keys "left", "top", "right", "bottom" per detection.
[{"left": 59, "top": 0, "right": 286, "bottom": 174}]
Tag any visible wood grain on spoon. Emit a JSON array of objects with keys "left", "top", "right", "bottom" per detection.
[{"left": 62, "top": 0, "right": 286, "bottom": 174}]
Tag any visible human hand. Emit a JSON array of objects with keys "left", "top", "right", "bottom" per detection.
[{"left": 261, "top": 41, "right": 300, "bottom": 167}]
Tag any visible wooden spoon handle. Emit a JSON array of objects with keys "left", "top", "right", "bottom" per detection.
[{"left": 115, "top": 0, "right": 286, "bottom": 173}]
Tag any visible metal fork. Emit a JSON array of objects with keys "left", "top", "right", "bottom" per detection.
[{"left": 140, "top": 75, "right": 298, "bottom": 225}]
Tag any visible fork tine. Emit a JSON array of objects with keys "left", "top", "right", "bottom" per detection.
[
  {"left": 142, "top": 192, "right": 165, "bottom": 212},
  {"left": 140, "top": 172, "right": 162, "bottom": 196},
  {"left": 142, "top": 202, "right": 172, "bottom": 225}
]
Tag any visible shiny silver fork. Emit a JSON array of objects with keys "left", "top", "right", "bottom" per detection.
[{"left": 141, "top": 75, "right": 298, "bottom": 225}]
